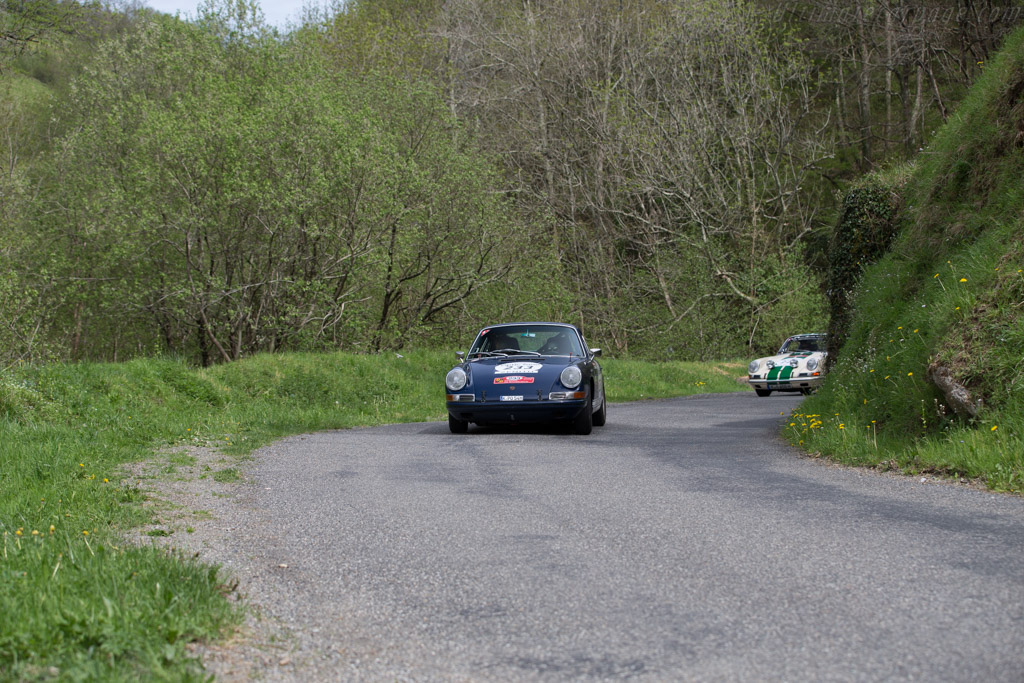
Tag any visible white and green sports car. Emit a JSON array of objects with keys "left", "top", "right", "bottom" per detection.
[{"left": 747, "top": 333, "right": 828, "bottom": 397}]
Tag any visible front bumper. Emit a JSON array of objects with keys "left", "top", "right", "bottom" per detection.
[
  {"left": 748, "top": 373, "right": 824, "bottom": 392},
  {"left": 446, "top": 396, "right": 588, "bottom": 425}
]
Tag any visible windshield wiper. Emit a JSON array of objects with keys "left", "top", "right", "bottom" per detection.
[
  {"left": 493, "top": 349, "right": 542, "bottom": 356},
  {"left": 470, "top": 349, "right": 544, "bottom": 357}
]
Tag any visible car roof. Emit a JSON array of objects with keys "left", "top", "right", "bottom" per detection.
[{"left": 478, "top": 322, "right": 580, "bottom": 333}]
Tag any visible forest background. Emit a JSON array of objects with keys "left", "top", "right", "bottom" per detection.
[{"left": 1, "top": 0, "right": 1020, "bottom": 367}]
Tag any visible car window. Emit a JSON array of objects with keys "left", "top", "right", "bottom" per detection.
[{"left": 780, "top": 337, "right": 824, "bottom": 353}]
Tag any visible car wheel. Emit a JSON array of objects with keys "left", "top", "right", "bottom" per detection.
[
  {"left": 754, "top": 389, "right": 772, "bottom": 397},
  {"left": 592, "top": 394, "right": 607, "bottom": 427},
  {"left": 573, "top": 392, "right": 593, "bottom": 435},
  {"left": 448, "top": 414, "right": 469, "bottom": 434}
]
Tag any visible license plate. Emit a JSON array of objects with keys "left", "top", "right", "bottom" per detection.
[{"left": 500, "top": 395, "right": 524, "bottom": 401}]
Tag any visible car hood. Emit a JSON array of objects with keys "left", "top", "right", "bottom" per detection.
[
  {"left": 754, "top": 350, "right": 826, "bottom": 365},
  {"left": 466, "top": 356, "right": 577, "bottom": 393}
]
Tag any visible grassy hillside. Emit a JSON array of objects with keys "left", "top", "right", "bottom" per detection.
[
  {"left": 0, "top": 351, "right": 743, "bottom": 679},
  {"left": 790, "top": 27, "right": 1024, "bottom": 492}
]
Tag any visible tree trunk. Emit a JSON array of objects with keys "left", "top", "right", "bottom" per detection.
[
  {"left": 910, "top": 49, "right": 925, "bottom": 150},
  {"left": 885, "top": 6, "right": 894, "bottom": 149},
  {"left": 856, "top": 0, "right": 873, "bottom": 169}
]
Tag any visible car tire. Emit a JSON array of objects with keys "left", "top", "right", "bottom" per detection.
[
  {"left": 573, "top": 392, "right": 594, "bottom": 435},
  {"left": 592, "top": 393, "right": 607, "bottom": 427},
  {"left": 754, "top": 389, "right": 772, "bottom": 397},
  {"left": 448, "top": 414, "right": 469, "bottom": 434}
]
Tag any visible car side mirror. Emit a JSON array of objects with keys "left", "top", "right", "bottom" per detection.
[
  {"left": 591, "top": 348, "right": 601, "bottom": 357},
  {"left": 456, "top": 351, "right": 465, "bottom": 361}
]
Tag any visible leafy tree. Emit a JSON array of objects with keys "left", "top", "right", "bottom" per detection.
[
  {"left": 37, "top": 1, "right": 519, "bottom": 363},
  {"left": 1, "top": 0, "right": 82, "bottom": 67}
]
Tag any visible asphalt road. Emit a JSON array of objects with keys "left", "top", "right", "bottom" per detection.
[{"left": 204, "top": 392, "right": 1024, "bottom": 681}]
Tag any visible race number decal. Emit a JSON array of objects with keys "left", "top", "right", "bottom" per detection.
[{"left": 494, "top": 362, "right": 542, "bottom": 374}]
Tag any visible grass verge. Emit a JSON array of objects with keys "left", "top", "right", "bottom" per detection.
[
  {"left": 784, "top": 220, "right": 1023, "bottom": 491},
  {"left": 0, "top": 350, "right": 745, "bottom": 679},
  {"left": 789, "top": 27, "right": 1024, "bottom": 492}
]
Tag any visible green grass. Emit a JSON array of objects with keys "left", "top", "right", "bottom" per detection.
[
  {"left": 785, "top": 220, "right": 1024, "bottom": 490},
  {"left": 790, "top": 27, "right": 1024, "bottom": 492},
  {"left": 602, "top": 358, "right": 747, "bottom": 401},
  {"left": 210, "top": 468, "right": 241, "bottom": 484},
  {"left": 0, "top": 350, "right": 745, "bottom": 679}
]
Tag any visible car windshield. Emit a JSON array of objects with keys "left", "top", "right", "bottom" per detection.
[
  {"left": 470, "top": 325, "right": 584, "bottom": 357},
  {"left": 780, "top": 336, "right": 825, "bottom": 353}
]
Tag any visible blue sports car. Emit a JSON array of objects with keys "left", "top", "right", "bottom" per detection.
[{"left": 445, "top": 322, "right": 607, "bottom": 434}]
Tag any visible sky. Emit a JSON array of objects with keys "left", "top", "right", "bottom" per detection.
[{"left": 144, "top": 1, "right": 313, "bottom": 29}]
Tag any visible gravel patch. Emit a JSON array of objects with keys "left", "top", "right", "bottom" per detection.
[{"left": 124, "top": 446, "right": 297, "bottom": 681}]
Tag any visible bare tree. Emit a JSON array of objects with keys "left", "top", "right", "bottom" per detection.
[
  {"left": 783, "top": 0, "right": 1022, "bottom": 166},
  {"left": 434, "top": 0, "right": 830, "bottom": 353}
]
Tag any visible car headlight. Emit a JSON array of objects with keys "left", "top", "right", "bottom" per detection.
[
  {"left": 446, "top": 367, "right": 468, "bottom": 391},
  {"left": 806, "top": 357, "right": 818, "bottom": 371},
  {"left": 560, "top": 366, "right": 582, "bottom": 389},
  {"left": 786, "top": 358, "right": 799, "bottom": 368},
  {"left": 766, "top": 360, "right": 775, "bottom": 369},
  {"left": 748, "top": 360, "right": 760, "bottom": 374}
]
